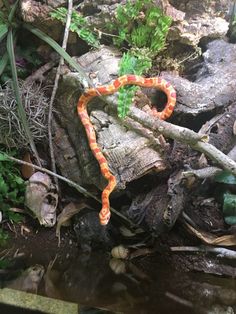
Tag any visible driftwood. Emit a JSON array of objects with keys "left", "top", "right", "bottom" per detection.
[
  {"left": 54, "top": 47, "right": 169, "bottom": 191},
  {"left": 54, "top": 40, "right": 236, "bottom": 184},
  {"left": 51, "top": 38, "right": 236, "bottom": 238}
]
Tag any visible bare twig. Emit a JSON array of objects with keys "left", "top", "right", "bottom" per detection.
[
  {"left": 165, "top": 292, "right": 193, "bottom": 308},
  {"left": 170, "top": 246, "right": 236, "bottom": 259},
  {"left": 25, "top": 60, "right": 58, "bottom": 84},
  {"left": 4, "top": 155, "right": 137, "bottom": 228},
  {"left": 120, "top": 105, "right": 236, "bottom": 175},
  {"left": 182, "top": 167, "right": 222, "bottom": 179},
  {"left": 192, "top": 141, "right": 236, "bottom": 175},
  {"left": 48, "top": 0, "right": 73, "bottom": 189},
  {"left": 126, "top": 105, "right": 208, "bottom": 144}
]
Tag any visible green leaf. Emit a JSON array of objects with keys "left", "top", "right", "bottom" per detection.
[
  {"left": 0, "top": 51, "right": 9, "bottom": 76},
  {"left": 112, "top": 1, "right": 172, "bottom": 53},
  {"left": 23, "top": 24, "right": 93, "bottom": 87},
  {"left": 8, "top": 0, "right": 20, "bottom": 23},
  {"left": 7, "top": 211, "right": 22, "bottom": 223},
  {"left": 0, "top": 227, "right": 9, "bottom": 247},
  {"left": 0, "top": 258, "right": 10, "bottom": 269},
  {"left": 50, "top": 8, "right": 99, "bottom": 48},
  {"left": 0, "top": 150, "right": 25, "bottom": 223},
  {"left": 117, "top": 51, "right": 152, "bottom": 118},
  {"left": 76, "top": 28, "right": 100, "bottom": 47},
  {"left": 214, "top": 171, "right": 236, "bottom": 185},
  {"left": 14, "top": 176, "right": 24, "bottom": 185},
  {"left": 7, "top": 29, "right": 40, "bottom": 162},
  {"left": 0, "top": 24, "right": 8, "bottom": 41},
  {"left": 0, "top": 152, "right": 9, "bottom": 161},
  {"left": 117, "top": 85, "right": 137, "bottom": 118},
  {"left": 0, "top": 176, "right": 8, "bottom": 194},
  {"left": 223, "top": 193, "right": 236, "bottom": 225}
]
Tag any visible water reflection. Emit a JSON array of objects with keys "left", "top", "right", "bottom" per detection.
[{"left": 1, "top": 250, "right": 235, "bottom": 314}]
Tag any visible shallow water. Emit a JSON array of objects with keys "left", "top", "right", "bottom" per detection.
[{"left": 0, "top": 229, "right": 235, "bottom": 314}]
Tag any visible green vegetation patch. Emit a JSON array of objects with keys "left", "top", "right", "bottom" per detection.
[
  {"left": 110, "top": 0, "right": 172, "bottom": 118},
  {"left": 0, "top": 152, "right": 25, "bottom": 224},
  {"left": 50, "top": 7, "right": 100, "bottom": 48}
]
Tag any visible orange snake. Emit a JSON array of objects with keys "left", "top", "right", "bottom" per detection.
[{"left": 77, "top": 75, "right": 176, "bottom": 225}]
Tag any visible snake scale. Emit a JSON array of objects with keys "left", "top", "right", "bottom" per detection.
[{"left": 77, "top": 75, "right": 176, "bottom": 225}]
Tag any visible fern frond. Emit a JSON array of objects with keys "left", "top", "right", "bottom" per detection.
[
  {"left": 117, "top": 51, "right": 152, "bottom": 118},
  {"left": 50, "top": 8, "right": 100, "bottom": 48},
  {"left": 117, "top": 85, "right": 137, "bottom": 118}
]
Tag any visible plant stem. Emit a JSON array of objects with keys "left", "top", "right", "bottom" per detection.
[
  {"left": 7, "top": 29, "right": 41, "bottom": 166},
  {"left": 48, "top": 0, "right": 73, "bottom": 189}
]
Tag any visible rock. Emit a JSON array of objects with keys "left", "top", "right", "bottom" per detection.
[
  {"left": 170, "top": 0, "right": 230, "bottom": 46},
  {"left": 162, "top": 40, "right": 236, "bottom": 123},
  {"left": 19, "top": 0, "right": 230, "bottom": 56},
  {"left": 79, "top": 0, "right": 229, "bottom": 49},
  {"left": 73, "top": 210, "right": 115, "bottom": 252},
  {"left": 169, "top": 15, "right": 228, "bottom": 46}
]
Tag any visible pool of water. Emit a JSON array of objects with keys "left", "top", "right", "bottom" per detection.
[{"left": 0, "top": 228, "right": 235, "bottom": 314}]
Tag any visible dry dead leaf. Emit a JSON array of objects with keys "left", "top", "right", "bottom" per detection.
[
  {"left": 56, "top": 201, "right": 92, "bottom": 246},
  {"left": 21, "top": 152, "right": 35, "bottom": 179},
  {"left": 25, "top": 172, "right": 57, "bottom": 227},
  {"left": 185, "top": 222, "right": 236, "bottom": 246}
]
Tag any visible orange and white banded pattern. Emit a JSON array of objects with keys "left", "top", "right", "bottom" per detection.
[{"left": 77, "top": 75, "right": 176, "bottom": 225}]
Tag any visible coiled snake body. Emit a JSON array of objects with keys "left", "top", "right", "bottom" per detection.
[{"left": 77, "top": 75, "right": 176, "bottom": 225}]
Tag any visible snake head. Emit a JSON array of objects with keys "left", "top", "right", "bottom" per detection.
[{"left": 99, "top": 210, "right": 111, "bottom": 226}]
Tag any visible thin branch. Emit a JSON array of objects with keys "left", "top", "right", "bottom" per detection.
[
  {"left": 165, "top": 292, "right": 193, "bottom": 308},
  {"left": 48, "top": 0, "right": 73, "bottom": 189},
  {"left": 192, "top": 141, "right": 236, "bottom": 175},
  {"left": 5, "top": 155, "right": 137, "bottom": 228},
  {"left": 170, "top": 246, "right": 236, "bottom": 259},
  {"left": 25, "top": 60, "right": 58, "bottom": 84},
  {"left": 182, "top": 167, "right": 222, "bottom": 179},
  {"left": 107, "top": 102, "right": 236, "bottom": 176},
  {"left": 60, "top": 0, "right": 73, "bottom": 62}
]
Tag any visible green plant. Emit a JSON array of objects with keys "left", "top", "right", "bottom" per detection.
[
  {"left": 112, "top": 0, "right": 172, "bottom": 52},
  {"left": 0, "top": 149, "right": 25, "bottom": 245},
  {"left": 0, "top": 255, "right": 11, "bottom": 269},
  {"left": 0, "top": 228, "right": 9, "bottom": 247},
  {"left": 0, "top": 151, "right": 25, "bottom": 223},
  {"left": 0, "top": 1, "right": 92, "bottom": 160},
  {"left": 50, "top": 7, "right": 100, "bottom": 48},
  {"left": 117, "top": 50, "right": 152, "bottom": 118},
  {"left": 214, "top": 171, "right": 236, "bottom": 225},
  {"left": 1, "top": 45, "right": 43, "bottom": 83},
  {"left": 109, "top": 0, "right": 172, "bottom": 118}
]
